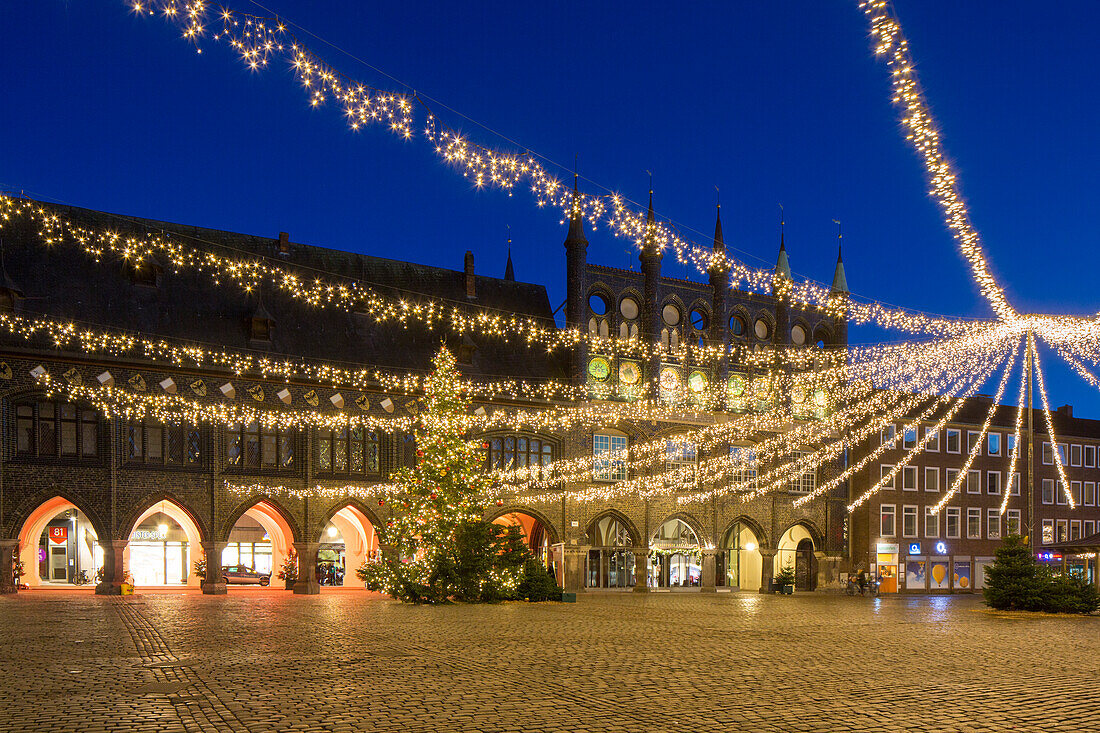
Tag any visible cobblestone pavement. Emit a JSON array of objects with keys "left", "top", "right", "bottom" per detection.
[{"left": 2, "top": 589, "right": 1098, "bottom": 733}]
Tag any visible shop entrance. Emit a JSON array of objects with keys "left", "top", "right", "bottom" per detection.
[
  {"left": 17, "top": 498, "right": 103, "bottom": 586},
  {"left": 649, "top": 518, "right": 702, "bottom": 589},
  {"left": 777, "top": 524, "right": 818, "bottom": 591},
  {"left": 127, "top": 500, "right": 203, "bottom": 587},
  {"left": 225, "top": 501, "right": 295, "bottom": 588},
  {"left": 585, "top": 514, "right": 637, "bottom": 589}
]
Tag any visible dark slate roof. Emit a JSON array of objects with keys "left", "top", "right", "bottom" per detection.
[
  {"left": 0, "top": 200, "right": 568, "bottom": 382},
  {"left": 1045, "top": 531, "right": 1100, "bottom": 551}
]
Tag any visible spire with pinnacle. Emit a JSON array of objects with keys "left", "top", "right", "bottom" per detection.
[
  {"left": 504, "top": 236, "right": 515, "bottom": 281},
  {"left": 708, "top": 194, "right": 728, "bottom": 278},
  {"left": 831, "top": 221, "right": 848, "bottom": 295},
  {"left": 775, "top": 213, "right": 791, "bottom": 280},
  {"left": 640, "top": 176, "right": 662, "bottom": 261},
  {"left": 563, "top": 172, "right": 588, "bottom": 248}
]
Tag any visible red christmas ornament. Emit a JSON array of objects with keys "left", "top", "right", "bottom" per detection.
[
  {"left": 416, "top": 449, "right": 424, "bottom": 457},
  {"left": 378, "top": 499, "right": 385, "bottom": 506},
  {"left": 482, "top": 442, "right": 490, "bottom": 449},
  {"left": 430, "top": 493, "right": 437, "bottom": 500},
  {"left": 495, "top": 499, "right": 503, "bottom": 506}
]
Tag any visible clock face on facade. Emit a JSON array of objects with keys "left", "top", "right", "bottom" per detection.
[
  {"left": 588, "top": 357, "right": 611, "bottom": 381},
  {"left": 687, "top": 371, "right": 707, "bottom": 393},
  {"left": 728, "top": 375, "right": 746, "bottom": 397},
  {"left": 791, "top": 387, "right": 806, "bottom": 404},
  {"left": 659, "top": 367, "right": 681, "bottom": 392},
  {"left": 814, "top": 389, "right": 828, "bottom": 407},
  {"left": 618, "top": 361, "right": 641, "bottom": 385}
]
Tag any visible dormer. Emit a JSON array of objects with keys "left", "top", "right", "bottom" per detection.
[
  {"left": 127, "top": 258, "right": 163, "bottom": 288},
  {"left": 0, "top": 267, "right": 23, "bottom": 313},
  {"left": 248, "top": 297, "right": 275, "bottom": 344}
]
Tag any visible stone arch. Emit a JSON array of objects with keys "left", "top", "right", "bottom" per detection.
[
  {"left": 221, "top": 495, "right": 301, "bottom": 544},
  {"left": 778, "top": 518, "right": 825, "bottom": 551},
  {"left": 649, "top": 512, "right": 705, "bottom": 589},
  {"left": 776, "top": 520, "right": 823, "bottom": 591},
  {"left": 315, "top": 499, "right": 383, "bottom": 587},
  {"left": 789, "top": 317, "right": 812, "bottom": 347},
  {"left": 585, "top": 509, "right": 640, "bottom": 548},
  {"left": 812, "top": 323, "right": 834, "bottom": 348},
  {"left": 721, "top": 514, "right": 769, "bottom": 552},
  {"left": 616, "top": 288, "right": 643, "bottom": 326},
  {"left": 652, "top": 511, "right": 707, "bottom": 546},
  {"left": 728, "top": 304, "right": 751, "bottom": 340},
  {"left": 486, "top": 504, "right": 561, "bottom": 547},
  {"left": 122, "top": 494, "right": 206, "bottom": 587},
  {"left": 686, "top": 298, "right": 711, "bottom": 334},
  {"left": 221, "top": 496, "right": 300, "bottom": 585},
  {"left": 752, "top": 309, "right": 776, "bottom": 341},
  {"left": 13, "top": 491, "right": 109, "bottom": 587},
  {"left": 718, "top": 515, "right": 767, "bottom": 591}
]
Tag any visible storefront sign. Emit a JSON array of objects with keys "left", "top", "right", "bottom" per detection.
[
  {"left": 908, "top": 542, "right": 921, "bottom": 555},
  {"left": 48, "top": 526, "right": 68, "bottom": 544},
  {"left": 132, "top": 529, "right": 167, "bottom": 541},
  {"left": 935, "top": 541, "right": 947, "bottom": 555},
  {"left": 1037, "top": 551, "right": 1063, "bottom": 562},
  {"left": 876, "top": 543, "right": 899, "bottom": 554}
]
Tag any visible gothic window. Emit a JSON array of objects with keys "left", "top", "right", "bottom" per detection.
[
  {"left": 126, "top": 420, "right": 202, "bottom": 466},
  {"left": 14, "top": 400, "right": 98, "bottom": 458},
  {"left": 227, "top": 422, "right": 295, "bottom": 470},
  {"left": 316, "top": 428, "right": 380, "bottom": 475},
  {"left": 484, "top": 434, "right": 555, "bottom": 478}
]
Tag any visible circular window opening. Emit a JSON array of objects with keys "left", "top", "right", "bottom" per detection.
[
  {"left": 689, "top": 309, "right": 708, "bottom": 331},
  {"left": 791, "top": 324, "right": 807, "bottom": 345},
  {"left": 588, "top": 293, "right": 609, "bottom": 315},
  {"left": 754, "top": 318, "right": 770, "bottom": 340},
  {"left": 662, "top": 304, "right": 681, "bottom": 326},
  {"left": 729, "top": 316, "right": 745, "bottom": 336},
  {"left": 620, "top": 297, "right": 639, "bottom": 320}
]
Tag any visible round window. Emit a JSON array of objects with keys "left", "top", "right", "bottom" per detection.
[
  {"left": 791, "top": 324, "right": 807, "bottom": 345},
  {"left": 662, "top": 304, "right": 681, "bottom": 326},
  {"left": 688, "top": 371, "right": 707, "bottom": 393},
  {"left": 729, "top": 315, "right": 745, "bottom": 336},
  {"left": 754, "top": 318, "right": 770, "bottom": 340},
  {"left": 618, "top": 361, "right": 641, "bottom": 385},
  {"left": 689, "top": 309, "right": 708, "bottom": 331},
  {"left": 728, "top": 375, "right": 746, "bottom": 397},
  {"left": 588, "top": 293, "right": 609, "bottom": 315},
  {"left": 659, "top": 367, "right": 681, "bottom": 392},
  {"left": 587, "top": 357, "right": 611, "bottom": 381},
  {"left": 620, "top": 297, "right": 639, "bottom": 320}
]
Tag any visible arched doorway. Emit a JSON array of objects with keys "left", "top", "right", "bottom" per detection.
[
  {"left": 17, "top": 497, "right": 103, "bottom": 587},
  {"left": 317, "top": 505, "right": 379, "bottom": 587},
  {"left": 126, "top": 499, "right": 203, "bottom": 586},
  {"left": 649, "top": 518, "right": 702, "bottom": 589},
  {"left": 777, "top": 524, "right": 817, "bottom": 591},
  {"left": 717, "top": 520, "right": 763, "bottom": 591},
  {"left": 225, "top": 500, "right": 295, "bottom": 588},
  {"left": 585, "top": 514, "right": 637, "bottom": 589},
  {"left": 491, "top": 510, "right": 556, "bottom": 567}
]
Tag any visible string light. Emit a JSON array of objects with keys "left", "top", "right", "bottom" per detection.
[
  {"left": 999, "top": 362, "right": 1026, "bottom": 516},
  {"left": 1031, "top": 337, "right": 1075, "bottom": 507}
]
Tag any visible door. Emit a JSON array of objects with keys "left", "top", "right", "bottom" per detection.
[
  {"left": 50, "top": 545, "right": 68, "bottom": 581},
  {"left": 794, "top": 539, "right": 814, "bottom": 591}
]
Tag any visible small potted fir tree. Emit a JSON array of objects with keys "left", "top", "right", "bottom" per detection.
[
  {"left": 277, "top": 552, "right": 298, "bottom": 590},
  {"left": 773, "top": 563, "right": 797, "bottom": 595}
]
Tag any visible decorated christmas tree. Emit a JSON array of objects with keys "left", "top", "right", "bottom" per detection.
[{"left": 363, "top": 348, "right": 527, "bottom": 603}]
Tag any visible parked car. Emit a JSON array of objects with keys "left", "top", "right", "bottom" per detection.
[{"left": 221, "top": 564, "right": 271, "bottom": 586}]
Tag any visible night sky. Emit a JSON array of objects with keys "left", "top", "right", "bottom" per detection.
[{"left": 2, "top": 2, "right": 1097, "bottom": 412}]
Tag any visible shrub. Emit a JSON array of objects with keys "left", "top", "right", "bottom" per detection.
[
  {"left": 516, "top": 558, "right": 562, "bottom": 602},
  {"left": 1043, "top": 572, "right": 1100, "bottom": 614}
]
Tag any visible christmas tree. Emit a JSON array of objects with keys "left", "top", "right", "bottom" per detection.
[{"left": 363, "top": 348, "right": 527, "bottom": 603}]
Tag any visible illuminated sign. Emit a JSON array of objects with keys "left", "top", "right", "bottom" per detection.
[
  {"left": 935, "top": 542, "right": 947, "bottom": 555},
  {"left": 48, "top": 526, "right": 68, "bottom": 544},
  {"left": 1037, "top": 551, "right": 1063, "bottom": 562},
  {"left": 908, "top": 543, "right": 921, "bottom": 555},
  {"left": 876, "top": 543, "right": 899, "bottom": 554},
  {"left": 132, "top": 529, "right": 167, "bottom": 541}
]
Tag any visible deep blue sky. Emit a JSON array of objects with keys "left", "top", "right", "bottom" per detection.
[{"left": 2, "top": 2, "right": 1098, "bottom": 413}]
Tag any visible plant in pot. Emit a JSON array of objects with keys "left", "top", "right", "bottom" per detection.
[
  {"left": 277, "top": 552, "right": 298, "bottom": 590},
  {"left": 193, "top": 558, "right": 207, "bottom": 582},
  {"left": 773, "top": 563, "right": 797, "bottom": 595},
  {"left": 12, "top": 553, "right": 26, "bottom": 590}
]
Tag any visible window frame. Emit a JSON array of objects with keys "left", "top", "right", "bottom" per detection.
[
  {"left": 1007, "top": 509, "right": 1021, "bottom": 537},
  {"left": 1042, "top": 478, "right": 1054, "bottom": 505},
  {"left": 924, "top": 507, "right": 939, "bottom": 538},
  {"left": 966, "top": 470, "right": 981, "bottom": 494},
  {"left": 1085, "top": 444, "right": 1096, "bottom": 468},
  {"left": 1085, "top": 482, "right": 1096, "bottom": 507},
  {"left": 966, "top": 507, "right": 981, "bottom": 539},
  {"left": 924, "top": 428, "right": 939, "bottom": 452},
  {"left": 986, "top": 471, "right": 1001, "bottom": 496},
  {"left": 226, "top": 422, "right": 296, "bottom": 472},
  {"left": 987, "top": 432, "right": 1001, "bottom": 457},
  {"left": 593, "top": 433, "right": 628, "bottom": 482},
  {"left": 924, "top": 466, "right": 939, "bottom": 493},
  {"left": 1042, "top": 442, "right": 1053, "bottom": 465},
  {"left": 316, "top": 427, "right": 382, "bottom": 476},
  {"left": 879, "top": 464, "right": 895, "bottom": 490},
  {"left": 13, "top": 400, "right": 99, "bottom": 460},
  {"left": 1042, "top": 518, "right": 1054, "bottom": 544},
  {"left": 1070, "top": 444, "right": 1082, "bottom": 467},
  {"left": 946, "top": 429, "right": 961, "bottom": 454},
  {"left": 880, "top": 504, "right": 896, "bottom": 538},
  {"left": 946, "top": 507, "right": 961, "bottom": 539},
  {"left": 902, "top": 465, "right": 918, "bottom": 492},
  {"left": 901, "top": 505, "right": 918, "bottom": 538},
  {"left": 987, "top": 509, "right": 1001, "bottom": 540},
  {"left": 126, "top": 420, "right": 202, "bottom": 468},
  {"left": 903, "top": 427, "right": 918, "bottom": 450}
]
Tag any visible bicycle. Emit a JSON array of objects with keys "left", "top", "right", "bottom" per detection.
[
  {"left": 845, "top": 577, "right": 879, "bottom": 597},
  {"left": 71, "top": 569, "right": 91, "bottom": 586}
]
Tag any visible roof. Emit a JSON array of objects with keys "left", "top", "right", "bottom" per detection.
[
  {"left": 1045, "top": 531, "right": 1100, "bottom": 552},
  {"left": 0, "top": 199, "right": 568, "bottom": 382}
]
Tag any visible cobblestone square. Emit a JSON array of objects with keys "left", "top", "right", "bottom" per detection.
[{"left": 1, "top": 590, "right": 1097, "bottom": 732}]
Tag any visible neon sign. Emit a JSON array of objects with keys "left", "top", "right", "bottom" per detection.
[
  {"left": 935, "top": 542, "right": 947, "bottom": 555},
  {"left": 908, "top": 543, "right": 921, "bottom": 555}
]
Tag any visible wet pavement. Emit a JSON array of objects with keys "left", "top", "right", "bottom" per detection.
[{"left": 1, "top": 589, "right": 1097, "bottom": 732}]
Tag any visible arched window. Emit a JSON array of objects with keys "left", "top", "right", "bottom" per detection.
[
  {"left": 15, "top": 400, "right": 98, "bottom": 458},
  {"left": 484, "top": 434, "right": 555, "bottom": 478}
]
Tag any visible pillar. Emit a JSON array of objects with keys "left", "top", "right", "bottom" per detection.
[
  {"left": 563, "top": 546, "right": 588, "bottom": 593},
  {"left": 701, "top": 549, "right": 718, "bottom": 592},
  {"left": 1, "top": 540, "right": 19, "bottom": 594},
  {"left": 758, "top": 549, "right": 776, "bottom": 594},
  {"left": 633, "top": 549, "right": 649, "bottom": 593},
  {"left": 200, "top": 542, "right": 228, "bottom": 595},
  {"left": 95, "top": 540, "right": 129, "bottom": 595},
  {"left": 292, "top": 541, "right": 320, "bottom": 595}
]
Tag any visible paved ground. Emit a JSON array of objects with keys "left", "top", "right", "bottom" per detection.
[{"left": 1, "top": 589, "right": 1097, "bottom": 733}]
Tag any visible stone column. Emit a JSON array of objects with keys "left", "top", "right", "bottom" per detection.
[
  {"left": 200, "top": 542, "right": 228, "bottom": 595},
  {"left": 701, "top": 549, "right": 718, "bottom": 592},
  {"left": 95, "top": 540, "right": 129, "bottom": 595},
  {"left": 0, "top": 540, "right": 19, "bottom": 594},
  {"left": 758, "top": 549, "right": 776, "bottom": 594},
  {"left": 563, "top": 547, "right": 588, "bottom": 593},
  {"left": 633, "top": 548, "right": 649, "bottom": 593},
  {"left": 292, "top": 541, "right": 320, "bottom": 595}
]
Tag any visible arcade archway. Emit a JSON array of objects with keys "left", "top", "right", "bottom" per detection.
[
  {"left": 17, "top": 497, "right": 103, "bottom": 587},
  {"left": 317, "top": 505, "right": 379, "bottom": 587},
  {"left": 718, "top": 520, "right": 764, "bottom": 591},
  {"left": 649, "top": 517, "right": 702, "bottom": 589},
  {"left": 491, "top": 509, "right": 556, "bottom": 567},
  {"left": 777, "top": 524, "right": 817, "bottom": 591},
  {"left": 585, "top": 513, "right": 638, "bottom": 589},
  {"left": 126, "top": 498, "right": 203, "bottom": 587},
  {"left": 224, "top": 500, "right": 296, "bottom": 587}
]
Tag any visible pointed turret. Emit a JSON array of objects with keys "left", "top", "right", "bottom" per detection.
[
  {"left": 831, "top": 245, "right": 849, "bottom": 295},
  {"left": 709, "top": 201, "right": 729, "bottom": 378},
  {"left": 504, "top": 240, "right": 515, "bottom": 281},
  {"left": 564, "top": 173, "right": 588, "bottom": 248},
  {"left": 775, "top": 230, "right": 791, "bottom": 280}
]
